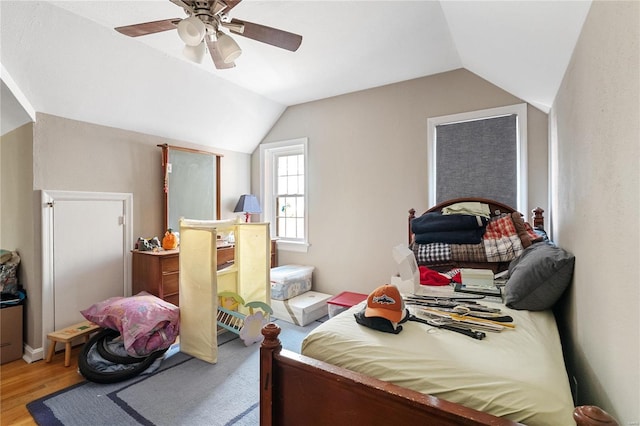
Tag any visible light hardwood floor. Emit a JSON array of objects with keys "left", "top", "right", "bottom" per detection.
[{"left": 1, "top": 346, "right": 84, "bottom": 425}]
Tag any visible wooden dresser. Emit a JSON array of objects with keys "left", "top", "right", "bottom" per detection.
[
  {"left": 132, "top": 240, "right": 277, "bottom": 306},
  {"left": 132, "top": 249, "right": 180, "bottom": 306}
]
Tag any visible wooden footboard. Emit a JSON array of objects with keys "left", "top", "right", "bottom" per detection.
[
  {"left": 260, "top": 323, "right": 618, "bottom": 426},
  {"left": 261, "top": 323, "right": 518, "bottom": 426}
]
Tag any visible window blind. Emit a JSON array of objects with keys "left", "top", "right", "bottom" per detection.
[{"left": 435, "top": 114, "right": 517, "bottom": 208}]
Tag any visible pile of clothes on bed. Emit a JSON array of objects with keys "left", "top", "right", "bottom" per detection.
[{"left": 411, "top": 202, "right": 542, "bottom": 268}]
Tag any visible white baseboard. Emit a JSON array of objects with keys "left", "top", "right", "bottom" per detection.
[{"left": 22, "top": 344, "right": 44, "bottom": 364}]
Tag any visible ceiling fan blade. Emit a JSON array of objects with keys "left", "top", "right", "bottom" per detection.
[
  {"left": 225, "top": 18, "right": 302, "bottom": 52},
  {"left": 169, "top": 0, "right": 193, "bottom": 12},
  {"left": 206, "top": 38, "right": 236, "bottom": 69},
  {"left": 115, "top": 18, "right": 181, "bottom": 37},
  {"left": 217, "top": 0, "right": 243, "bottom": 15}
]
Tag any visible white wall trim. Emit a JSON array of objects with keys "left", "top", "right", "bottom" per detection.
[
  {"left": 40, "top": 190, "right": 133, "bottom": 352},
  {"left": 22, "top": 344, "right": 44, "bottom": 364},
  {"left": 1, "top": 62, "right": 36, "bottom": 121}
]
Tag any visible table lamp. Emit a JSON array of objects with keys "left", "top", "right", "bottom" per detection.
[{"left": 234, "top": 194, "right": 261, "bottom": 222}]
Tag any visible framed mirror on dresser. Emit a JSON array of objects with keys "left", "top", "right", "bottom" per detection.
[
  {"left": 159, "top": 143, "right": 222, "bottom": 232},
  {"left": 132, "top": 144, "right": 223, "bottom": 306}
]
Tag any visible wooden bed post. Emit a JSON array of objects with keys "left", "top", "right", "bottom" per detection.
[
  {"left": 408, "top": 208, "right": 416, "bottom": 245},
  {"left": 532, "top": 207, "right": 544, "bottom": 229},
  {"left": 260, "top": 323, "right": 282, "bottom": 426},
  {"left": 574, "top": 406, "right": 619, "bottom": 426}
]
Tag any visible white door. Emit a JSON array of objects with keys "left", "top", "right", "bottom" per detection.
[{"left": 42, "top": 191, "right": 133, "bottom": 351}]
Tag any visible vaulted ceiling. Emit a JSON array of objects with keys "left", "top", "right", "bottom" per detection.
[{"left": 1, "top": 1, "right": 592, "bottom": 153}]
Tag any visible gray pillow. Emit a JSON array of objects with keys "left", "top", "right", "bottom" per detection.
[{"left": 505, "top": 242, "right": 575, "bottom": 310}]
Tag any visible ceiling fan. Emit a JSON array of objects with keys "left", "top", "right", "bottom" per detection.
[{"left": 114, "top": 0, "right": 302, "bottom": 69}]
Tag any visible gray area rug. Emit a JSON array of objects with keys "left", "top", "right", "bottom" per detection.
[{"left": 27, "top": 319, "right": 323, "bottom": 426}]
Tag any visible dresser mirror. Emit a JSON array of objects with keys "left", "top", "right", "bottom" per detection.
[{"left": 160, "top": 144, "right": 222, "bottom": 233}]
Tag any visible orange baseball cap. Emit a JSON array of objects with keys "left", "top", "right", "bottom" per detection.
[{"left": 364, "top": 284, "right": 404, "bottom": 323}]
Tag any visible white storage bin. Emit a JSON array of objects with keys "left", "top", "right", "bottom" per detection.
[
  {"left": 270, "top": 291, "right": 331, "bottom": 326},
  {"left": 270, "top": 265, "right": 314, "bottom": 301}
]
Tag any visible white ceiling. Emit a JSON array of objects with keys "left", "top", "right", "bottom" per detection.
[{"left": 1, "top": 1, "right": 592, "bottom": 153}]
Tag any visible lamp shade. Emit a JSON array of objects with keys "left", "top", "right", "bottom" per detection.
[
  {"left": 178, "top": 16, "right": 206, "bottom": 46},
  {"left": 183, "top": 42, "right": 206, "bottom": 63},
  {"left": 216, "top": 32, "right": 242, "bottom": 63},
  {"left": 234, "top": 194, "right": 261, "bottom": 214}
]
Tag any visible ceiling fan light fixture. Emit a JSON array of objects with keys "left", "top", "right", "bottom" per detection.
[
  {"left": 183, "top": 42, "right": 206, "bottom": 63},
  {"left": 177, "top": 16, "right": 206, "bottom": 46},
  {"left": 216, "top": 32, "right": 242, "bottom": 63}
]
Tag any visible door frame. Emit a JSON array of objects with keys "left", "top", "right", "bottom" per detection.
[{"left": 41, "top": 190, "right": 133, "bottom": 351}]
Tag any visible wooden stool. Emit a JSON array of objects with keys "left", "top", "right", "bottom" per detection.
[{"left": 45, "top": 321, "right": 100, "bottom": 367}]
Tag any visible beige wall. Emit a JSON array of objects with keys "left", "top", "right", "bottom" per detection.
[
  {"left": 0, "top": 123, "right": 35, "bottom": 349},
  {"left": 551, "top": 1, "right": 639, "bottom": 422},
  {"left": 256, "top": 69, "right": 549, "bottom": 297},
  {"left": 2, "top": 113, "right": 252, "bottom": 351}
]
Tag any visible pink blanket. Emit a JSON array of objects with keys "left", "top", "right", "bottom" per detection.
[{"left": 81, "top": 292, "right": 180, "bottom": 357}]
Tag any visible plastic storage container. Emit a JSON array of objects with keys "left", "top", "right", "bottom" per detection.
[
  {"left": 270, "top": 291, "right": 332, "bottom": 326},
  {"left": 327, "top": 291, "right": 368, "bottom": 318},
  {"left": 270, "top": 265, "right": 314, "bottom": 301}
]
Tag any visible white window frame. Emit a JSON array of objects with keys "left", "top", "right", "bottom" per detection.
[
  {"left": 260, "top": 137, "right": 309, "bottom": 253},
  {"left": 427, "top": 103, "right": 528, "bottom": 215}
]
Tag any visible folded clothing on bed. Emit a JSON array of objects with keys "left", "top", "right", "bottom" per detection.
[
  {"left": 414, "top": 228, "right": 486, "bottom": 244},
  {"left": 412, "top": 242, "right": 452, "bottom": 264},
  {"left": 450, "top": 243, "right": 487, "bottom": 262},
  {"left": 441, "top": 201, "right": 491, "bottom": 218},
  {"left": 483, "top": 214, "right": 524, "bottom": 261},
  {"left": 411, "top": 212, "right": 489, "bottom": 234},
  {"left": 413, "top": 213, "right": 529, "bottom": 265}
]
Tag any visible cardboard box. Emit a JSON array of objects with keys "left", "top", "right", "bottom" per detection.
[
  {"left": 1, "top": 305, "right": 23, "bottom": 364},
  {"left": 270, "top": 291, "right": 331, "bottom": 326},
  {"left": 327, "top": 291, "right": 368, "bottom": 318},
  {"left": 270, "top": 265, "right": 314, "bottom": 301}
]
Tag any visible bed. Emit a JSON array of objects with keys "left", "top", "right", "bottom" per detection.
[{"left": 259, "top": 198, "right": 617, "bottom": 425}]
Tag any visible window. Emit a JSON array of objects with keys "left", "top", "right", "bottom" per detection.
[
  {"left": 260, "top": 138, "right": 309, "bottom": 252},
  {"left": 427, "top": 103, "right": 527, "bottom": 215}
]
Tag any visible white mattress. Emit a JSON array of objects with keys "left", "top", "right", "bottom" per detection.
[{"left": 301, "top": 301, "right": 576, "bottom": 425}]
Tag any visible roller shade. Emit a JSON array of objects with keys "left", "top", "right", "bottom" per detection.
[{"left": 435, "top": 114, "right": 518, "bottom": 208}]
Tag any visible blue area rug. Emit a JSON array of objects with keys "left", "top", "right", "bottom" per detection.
[{"left": 27, "top": 319, "right": 324, "bottom": 426}]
